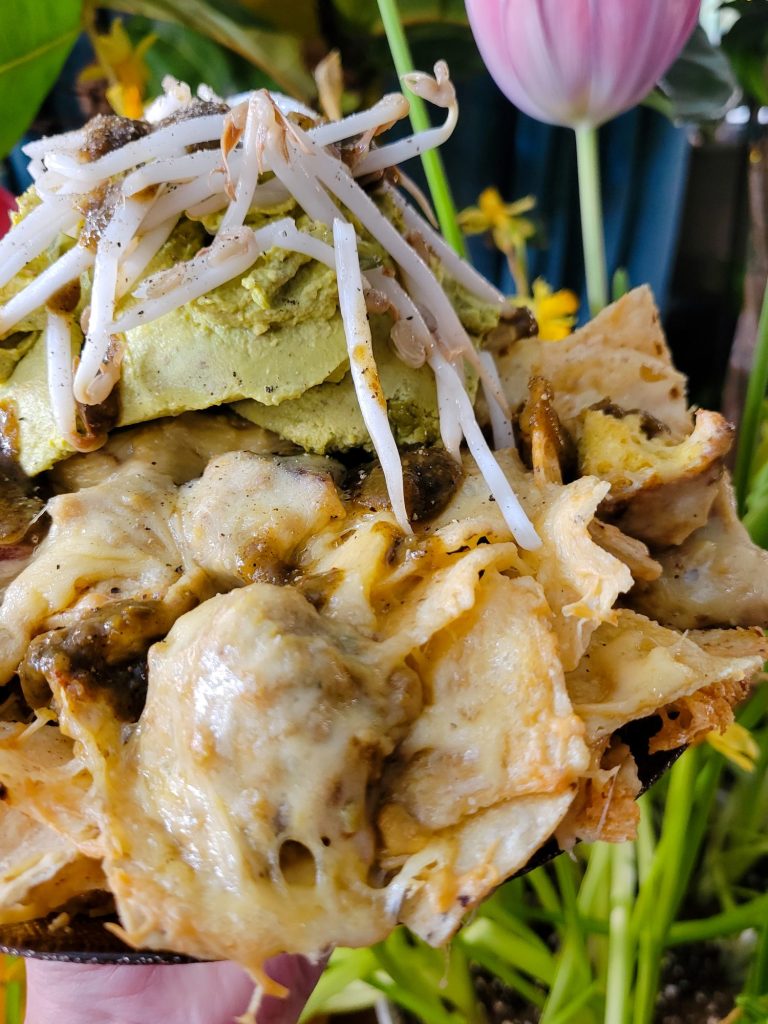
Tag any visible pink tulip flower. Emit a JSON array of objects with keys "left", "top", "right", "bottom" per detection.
[
  {"left": 0, "top": 187, "right": 16, "bottom": 239},
  {"left": 466, "top": 0, "right": 701, "bottom": 128}
]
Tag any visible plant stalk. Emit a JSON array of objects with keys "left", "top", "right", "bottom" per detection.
[
  {"left": 633, "top": 751, "right": 698, "bottom": 1024},
  {"left": 734, "top": 278, "right": 768, "bottom": 513},
  {"left": 375, "top": 0, "right": 466, "bottom": 255},
  {"left": 604, "top": 843, "right": 636, "bottom": 1024},
  {"left": 574, "top": 124, "right": 608, "bottom": 317}
]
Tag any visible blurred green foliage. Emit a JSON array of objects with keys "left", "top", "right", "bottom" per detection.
[
  {"left": 0, "top": 0, "right": 83, "bottom": 158},
  {"left": 721, "top": 0, "right": 768, "bottom": 106}
]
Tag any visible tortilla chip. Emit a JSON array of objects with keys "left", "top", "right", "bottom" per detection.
[
  {"left": 555, "top": 741, "right": 641, "bottom": 848},
  {"left": 650, "top": 679, "right": 750, "bottom": 754},
  {"left": 588, "top": 520, "right": 661, "bottom": 583},
  {"left": 0, "top": 802, "right": 105, "bottom": 925},
  {"left": 521, "top": 477, "right": 633, "bottom": 671},
  {"left": 392, "top": 790, "right": 575, "bottom": 945},
  {"left": 496, "top": 287, "right": 692, "bottom": 439},
  {"left": 0, "top": 722, "right": 100, "bottom": 857},
  {"left": 632, "top": 480, "right": 768, "bottom": 629},
  {"left": 566, "top": 610, "right": 765, "bottom": 743}
]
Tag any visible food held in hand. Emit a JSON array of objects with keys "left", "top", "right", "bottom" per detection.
[{"left": 0, "top": 72, "right": 764, "bottom": 1015}]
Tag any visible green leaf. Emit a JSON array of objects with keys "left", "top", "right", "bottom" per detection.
[
  {"left": 721, "top": 0, "right": 768, "bottom": 106},
  {"left": 0, "top": 0, "right": 82, "bottom": 159},
  {"left": 332, "top": 0, "right": 468, "bottom": 31},
  {"left": 299, "top": 948, "right": 378, "bottom": 1021},
  {"left": 108, "top": 0, "right": 314, "bottom": 99},
  {"left": 651, "top": 24, "right": 740, "bottom": 124},
  {"left": 234, "top": 0, "right": 320, "bottom": 38},
  {"left": 124, "top": 17, "right": 267, "bottom": 98},
  {"left": 736, "top": 993, "right": 768, "bottom": 1024}
]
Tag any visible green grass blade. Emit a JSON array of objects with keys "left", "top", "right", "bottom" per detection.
[
  {"left": 459, "top": 943, "right": 546, "bottom": 1010},
  {"left": 460, "top": 918, "right": 556, "bottom": 986},
  {"left": 668, "top": 894, "right": 768, "bottom": 946},
  {"left": 604, "top": 843, "right": 636, "bottom": 1024},
  {"left": 300, "top": 949, "right": 378, "bottom": 1021}
]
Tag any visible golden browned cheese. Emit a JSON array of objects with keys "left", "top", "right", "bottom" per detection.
[{"left": 175, "top": 451, "right": 346, "bottom": 587}]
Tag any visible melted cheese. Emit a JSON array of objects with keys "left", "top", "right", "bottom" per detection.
[
  {"left": 427, "top": 456, "right": 632, "bottom": 671},
  {"left": 566, "top": 609, "right": 765, "bottom": 742},
  {"left": 50, "top": 411, "right": 291, "bottom": 492},
  {"left": 0, "top": 464, "right": 189, "bottom": 684},
  {"left": 578, "top": 408, "right": 732, "bottom": 506},
  {"left": 176, "top": 451, "right": 346, "bottom": 587},
  {"left": 62, "top": 584, "right": 420, "bottom": 967},
  {"left": 380, "top": 571, "right": 587, "bottom": 832},
  {"left": 0, "top": 395, "right": 762, "bottom": 974}
]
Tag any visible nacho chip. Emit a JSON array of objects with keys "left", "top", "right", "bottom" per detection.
[
  {"left": 566, "top": 610, "right": 765, "bottom": 743},
  {"left": 496, "top": 287, "right": 691, "bottom": 438},
  {"left": 633, "top": 480, "right": 768, "bottom": 629}
]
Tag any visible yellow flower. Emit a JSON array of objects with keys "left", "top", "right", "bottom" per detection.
[
  {"left": 706, "top": 721, "right": 760, "bottom": 773},
  {"left": 515, "top": 278, "right": 579, "bottom": 341},
  {"left": 459, "top": 188, "right": 536, "bottom": 295},
  {"left": 458, "top": 187, "right": 536, "bottom": 258},
  {"left": 458, "top": 189, "right": 578, "bottom": 337},
  {"left": 0, "top": 954, "right": 24, "bottom": 985},
  {"left": 80, "top": 20, "right": 156, "bottom": 120}
]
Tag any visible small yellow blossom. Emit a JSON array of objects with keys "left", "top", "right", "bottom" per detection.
[
  {"left": 515, "top": 278, "right": 579, "bottom": 341},
  {"left": 80, "top": 20, "right": 156, "bottom": 120},
  {"left": 706, "top": 721, "right": 760, "bottom": 773},
  {"left": 459, "top": 189, "right": 578, "bottom": 337},
  {"left": 458, "top": 187, "right": 536, "bottom": 253},
  {"left": 459, "top": 187, "right": 536, "bottom": 295}
]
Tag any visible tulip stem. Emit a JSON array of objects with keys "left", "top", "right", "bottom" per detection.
[
  {"left": 734, "top": 277, "right": 768, "bottom": 514},
  {"left": 574, "top": 124, "right": 608, "bottom": 317},
  {"left": 376, "top": 0, "right": 466, "bottom": 256}
]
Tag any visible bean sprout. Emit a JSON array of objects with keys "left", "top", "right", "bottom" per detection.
[
  {"left": 0, "top": 197, "right": 78, "bottom": 291},
  {"left": 0, "top": 245, "right": 93, "bottom": 337},
  {"left": 113, "top": 229, "right": 259, "bottom": 334},
  {"left": 45, "top": 309, "right": 77, "bottom": 439},
  {"left": 333, "top": 219, "right": 410, "bottom": 534}
]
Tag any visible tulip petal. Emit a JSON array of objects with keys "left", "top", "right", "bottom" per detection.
[{"left": 467, "top": 0, "right": 701, "bottom": 129}]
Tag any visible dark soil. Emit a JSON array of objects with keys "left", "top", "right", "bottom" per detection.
[
  {"left": 471, "top": 942, "right": 738, "bottom": 1024},
  {"left": 472, "top": 969, "right": 540, "bottom": 1024},
  {"left": 656, "top": 943, "right": 736, "bottom": 1024}
]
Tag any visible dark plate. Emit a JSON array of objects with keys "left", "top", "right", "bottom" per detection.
[{"left": 0, "top": 713, "right": 682, "bottom": 964}]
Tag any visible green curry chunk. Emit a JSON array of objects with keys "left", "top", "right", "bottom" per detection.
[
  {"left": 234, "top": 313, "right": 479, "bottom": 454},
  {"left": 0, "top": 332, "right": 38, "bottom": 384},
  {"left": 0, "top": 185, "right": 500, "bottom": 476},
  {"left": 0, "top": 333, "right": 73, "bottom": 473}
]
